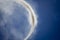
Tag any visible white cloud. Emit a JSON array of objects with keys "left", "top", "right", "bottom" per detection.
[
  {"left": 0, "top": 0, "right": 15, "bottom": 15},
  {"left": 0, "top": 0, "right": 31, "bottom": 40}
]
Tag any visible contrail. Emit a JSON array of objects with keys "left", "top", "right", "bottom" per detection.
[{"left": 14, "top": 0, "right": 38, "bottom": 40}]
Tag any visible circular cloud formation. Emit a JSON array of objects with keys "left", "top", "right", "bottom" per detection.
[
  {"left": 15, "top": 0, "right": 37, "bottom": 40},
  {"left": 0, "top": 0, "right": 37, "bottom": 40}
]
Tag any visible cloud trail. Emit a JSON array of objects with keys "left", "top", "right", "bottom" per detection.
[{"left": 14, "top": 0, "right": 38, "bottom": 40}]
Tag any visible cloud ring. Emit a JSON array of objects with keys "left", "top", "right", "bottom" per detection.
[{"left": 14, "top": 0, "right": 38, "bottom": 40}]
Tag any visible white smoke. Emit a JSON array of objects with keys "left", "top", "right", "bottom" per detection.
[
  {"left": 0, "top": 0, "right": 38, "bottom": 40},
  {"left": 14, "top": 0, "right": 37, "bottom": 40}
]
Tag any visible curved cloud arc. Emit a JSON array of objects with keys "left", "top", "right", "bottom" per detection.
[{"left": 14, "top": 0, "right": 38, "bottom": 40}]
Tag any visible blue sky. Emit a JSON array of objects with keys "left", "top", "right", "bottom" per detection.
[{"left": 26, "top": 0, "right": 60, "bottom": 40}]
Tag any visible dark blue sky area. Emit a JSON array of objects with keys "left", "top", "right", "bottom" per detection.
[{"left": 27, "top": 0, "right": 60, "bottom": 40}]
